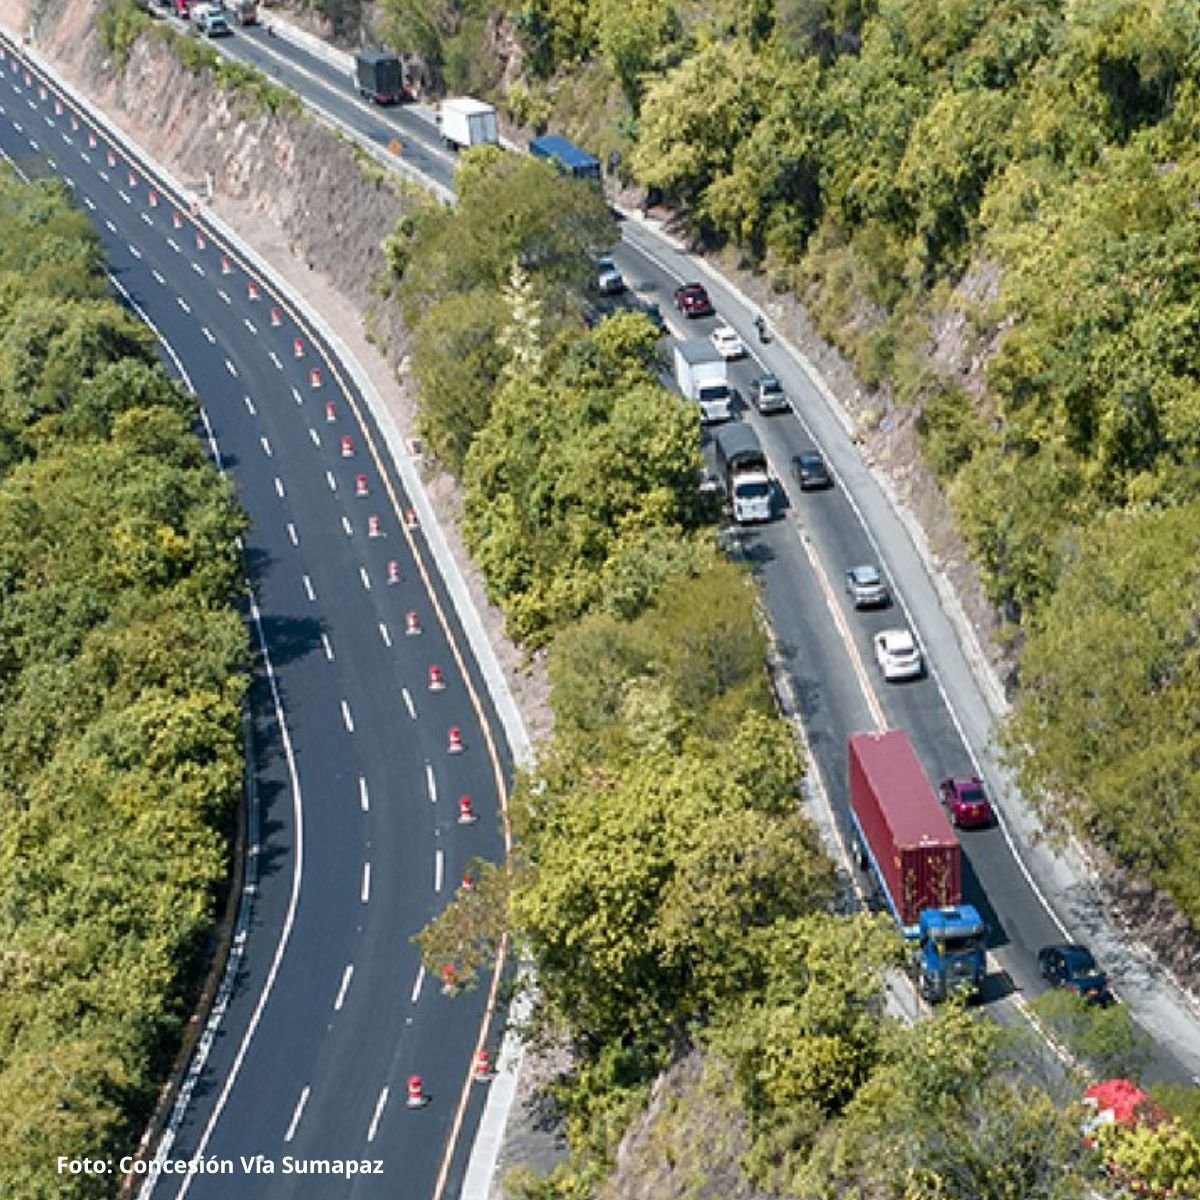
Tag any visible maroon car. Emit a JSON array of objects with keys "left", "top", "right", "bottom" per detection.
[
  {"left": 939, "top": 776, "right": 993, "bottom": 828},
  {"left": 673, "top": 282, "right": 714, "bottom": 318}
]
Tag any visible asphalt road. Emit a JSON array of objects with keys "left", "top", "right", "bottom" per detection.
[
  {"left": 192, "top": 18, "right": 1200, "bottom": 1082},
  {"left": 0, "top": 41, "right": 512, "bottom": 1198}
]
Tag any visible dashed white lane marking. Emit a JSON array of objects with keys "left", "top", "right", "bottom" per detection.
[
  {"left": 225, "top": 359, "right": 238, "bottom": 378},
  {"left": 128, "top": 244, "right": 141, "bottom": 260},
  {"left": 152, "top": 269, "right": 165, "bottom": 285},
  {"left": 321, "top": 633, "right": 334, "bottom": 662},
  {"left": 177, "top": 296, "right": 190, "bottom": 314},
  {"left": 191, "top": 261, "right": 205, "bottom": 277},
  {"left": 80, "top": 150, "right": 90, "bottom": 165},
  {"left": 268, "top": 350, "right": 282, "bottom": 370},
  {"left": 401, "top": 687, "right": 416, "bottom": 720},
  {"left": 28, "top": 137, "right": 39, "bottom": 152},
  {"left": 82, "top": 195, "right": 95, "bottom": 210},
  {"left": 308, "top": 428, "right": 321, "bottom": 448},
  {"left": 410, "top": 966, "right": 426, "bottom": 1005},
  {"left": 287, "top": 522, "right": 299, "bottom": 547},
  {"left": 333, "top": 965, "right": 353, "bottom": 1012},
  {"left": 291, "top": 386, "right": 303, "bottom": 405},
  {"left": 425, "top": 763, "right": 437, "bottom": 805},
  {"left": 47, "top": 157, "right": 57, "bottom": 171},
  {"left": 140, "top": 211, "right": 152, "bottom": 226},
  {"left": 99, "top": 169, "right": 108, "bottom": 183},
  {"left": 217, "top": 288, "right": 230, "bottom": 305},
  {"left": 302, "top": 574, "right": 315, "bottom": 601},
  {"left": 341, "top": 700, "right": 355, "bottom": 734},
  {"left": 326, "top": 470, "right": 337, "bottom": 492},
  {"left": 201, "top": 327, "right": 215, "bottom": 344},
  {"left": 358, "top": 776, "right": 369, "bottom": 813},
  {"left": 260, "top": 436, "right": 272, "bottom": 458},
  {"left": 359, "top": 566, "right": 372, "bottom": 591},
  {"left": 360, "top": 860, "right": 371, "bottom": 903},
  {"left": 284, "top": 1086, "right": 310, "bottom": 1144},
  {"left": 434, "top": 848, "right": 444, "bottom": 894},
  {"left": 380, "top": 623, "right": 393, "bottom": 649},
  {"left": 104, "top": 218, "right": 115, "bottom": 233},
  {"left": 341, "top": 515, "right": 353, "bottom": 537},
  {"left": 243, "top": 318, "right": 257, "bottom": 335},
  {"left": 273, "top": 476, "right": 284, "bottom": 499},
  {"left": 11, "top": 120, "right": 21, "bottom": 132},
  {"left": 167, "top": 236, "right": 180, "bottom": 253},
  {"left": 366, "top": 1086, "right": 388, "bottom": 1144},
  {"left": 244, "top": 395, "right": 257, "bottom": 416}
]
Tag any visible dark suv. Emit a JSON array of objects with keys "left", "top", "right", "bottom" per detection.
[
  {"left": 792, "top": 452, "right": 831, "bottom": 490},
  {"left": 673, "top": 282, "right": 714, "bottom": 318},
  {"left": 1037, "top": 944, "right": 1114, "bottom": 1006}
]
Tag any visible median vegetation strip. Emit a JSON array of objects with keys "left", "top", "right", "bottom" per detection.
[{"left": 0, "top": 170, "right": 248, "bottom": 1200}]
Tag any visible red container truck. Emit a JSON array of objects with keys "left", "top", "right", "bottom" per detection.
[{"left": 848, "top": 728, "right": 961, "bottom": 929}]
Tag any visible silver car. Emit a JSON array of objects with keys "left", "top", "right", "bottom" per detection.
[
  {"left": 753, "top": 374, "right": 789, "bottom": 415},
  {"left": 845, "top": 564, "right": 889, "bottom": 608},
  {"left": 596, "top": 257, "right": 625, "bottom": 295}
]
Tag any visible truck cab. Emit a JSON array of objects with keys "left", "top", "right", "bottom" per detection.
[{"left": 916, "top": 905, "right": 986, "bottom": 1002}]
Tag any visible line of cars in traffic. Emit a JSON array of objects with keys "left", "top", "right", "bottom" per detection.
[{"left": 667, "top": 271, "right": 1118, "bottom": 1013}]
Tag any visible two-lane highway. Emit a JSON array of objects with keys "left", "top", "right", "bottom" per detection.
[{"left": 0, "top": 39, "right": 513, "bottom": 1197}]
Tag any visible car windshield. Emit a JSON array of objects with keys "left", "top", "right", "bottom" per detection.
[
  {"left": 1064, "top": 948, "right": 1098, "bottom": 975},
  {"left": 800, "top": 455, "right": 823, "bottom": 469},
  {"left": 960, "top": 786, "right": 985, "bottom": 803},
  {"left": 939, "top": 932, "right": 984, "bottom": 956},
  {"left": 855, "top": 567, "right": 880, "bottom": 584},
  {"left": 736, "top": 482, "right": 771, "bottom": 499},
  {"left": 887, "top": 635, "right": 915, "bottom": 654},
  {"left": 760, "top": 377, "right": 781, "bottom": 393}
]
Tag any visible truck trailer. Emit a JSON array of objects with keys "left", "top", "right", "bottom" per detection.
[
  {"left": 354, "top": 49, "right": 407, "bottom": 105},
  {"left": 528, "top": 134, "right": 601, "bottom": 181},
  {"left": 847, "top": 729, "right": 986, "bottom": 1001},
  {"left": 440, "top": 97, "right": 499, "bottom": 150},
  {"left": 713, "top": 424, "right": 772, "bottom": 524},
  {"left": 674, "top": 340, "right": 732, "bottom": 425}
]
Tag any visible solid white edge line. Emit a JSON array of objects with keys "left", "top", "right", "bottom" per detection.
[{"left": 96, "top": 277, "right": 309, "bottom": 1200}]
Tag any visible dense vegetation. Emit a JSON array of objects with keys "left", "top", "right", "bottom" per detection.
[
  {"left": 0, "top": 172, "right": 248, "bottom": 1198},
  {"left": 392, "top": 155, "right": 1194, "bottom": 1198},
  {"left": 369, "top": 0, "right": 1200, "bottom": 951}
]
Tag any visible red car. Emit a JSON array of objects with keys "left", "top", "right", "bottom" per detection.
[
  {"left": 673, "top": 282, "right": 714, "bottom": 318},
  {"left": 939, "top": 776, "right": 993, "bottom": 828}
]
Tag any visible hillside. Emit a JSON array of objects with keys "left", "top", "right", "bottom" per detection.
[{"left": 8, "top": 1, "right": 1200, "bottom": 1197}]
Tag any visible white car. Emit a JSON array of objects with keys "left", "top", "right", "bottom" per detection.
[
  {"left": 873, "top": 629, "right": 923, "bottom": 681},
  {"left": 596, "top": 257, "right": 625, "bottom": 295},
  {"left": 710, "top": 324, "right": 746, "bottom": 360}
]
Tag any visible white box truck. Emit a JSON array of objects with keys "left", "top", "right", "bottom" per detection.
[
  {"left": 674, "top": 340, "right": 732, "bottom": 424},
  {"left": 714, "top": 423, "right": 772, "bottom": 524},
  {"left": 440, "top": 98, "right": 499, "bottom": 150}
]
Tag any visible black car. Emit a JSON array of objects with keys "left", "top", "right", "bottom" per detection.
[
  {"left": 791, "top": 451, "right": 832, "bottom": 490},
  {"left": 1037, "top": 944, "right": 1114, "bottom": 1006},
  {"left": 634, "top": 299, "right": 666, "bottom": 333},
  {"left": 673, "top": 282, "right": 715, "bottom": 318}
]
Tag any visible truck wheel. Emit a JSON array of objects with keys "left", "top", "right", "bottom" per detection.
[{"left": 852, "top": 840, "right": 867, "bottom": 871}]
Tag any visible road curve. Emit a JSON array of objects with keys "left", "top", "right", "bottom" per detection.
[
  {"left": 0, "top": 36, "right": 516, "bottom": 1199},
  {"left": 204, "top": 16, "right": 1200, "bottom": 1084}
]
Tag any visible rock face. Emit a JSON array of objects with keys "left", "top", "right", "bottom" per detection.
[{"left": 8, "top": 0, "right": 406, "bottom": 314}]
